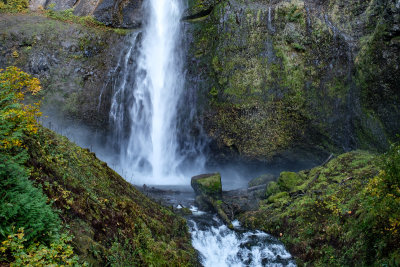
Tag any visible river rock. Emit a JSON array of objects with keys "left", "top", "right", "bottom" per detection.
[
  {"left": 191, "top": 173, "right": 222, "bottom": 197},
  {"left": 191, "top": 173, "right": 233, "bottom": 228}
]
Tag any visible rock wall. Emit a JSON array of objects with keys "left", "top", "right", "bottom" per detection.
[
  {"left": 185, "top": 0, "right": 400, "bottom": 164},
  {"left": 3, "top": 0, "right": 399, "bottom": 166},
  {"left": 29, "top": 0, "right": 143, "bottom": 28},
  {"left": 0, "top": 14, "right": 124, "bottom": 130}
]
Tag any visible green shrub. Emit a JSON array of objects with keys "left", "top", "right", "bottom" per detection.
[
  {"left": 286, "top": 5, "right": 303, "bottom": 23},
  {"left": 0, "top": 67, "right": 59, "bottom": 244},
  {"left": 0, "top": 0, "right": 28, "bottom": 12},
  {"left": 268, "top": 191, "right": 289, "bottom": 204},
  {"left": 0, "top": 152, "right": 60, "bottom": 243},
  {"left": 356, "top": 142, "right": 400, "bottom": 265},
  {"left": 0, "top": 228, "right": 82, "bottom": 266}
]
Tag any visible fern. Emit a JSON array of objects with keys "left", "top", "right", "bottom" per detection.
[{"left": 0, "top": 67, "right": 60, "bottom": 244}]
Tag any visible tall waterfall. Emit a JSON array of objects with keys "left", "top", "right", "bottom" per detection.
[{"left": 108, "top": 0, "right": 204, "bottom": 185}]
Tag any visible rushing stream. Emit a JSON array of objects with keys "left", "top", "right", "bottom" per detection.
[
  {"left": 106, "top": 0, "right": 295, "bottom": 265},
  {"left": 189, "top": 215, "right": 296, "bottom": 267},
  {"left": 143, "top": 186, "right": 296, "bottom": 267}
]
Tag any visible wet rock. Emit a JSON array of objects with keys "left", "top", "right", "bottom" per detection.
[
  {"left": 0, "top": 14, "right": 124, "bottom": 129},
  {"left": 186, "top": 0, "right": 400, "bottom": 165},
  {"left": 191, "top": 173, "right": 222, "bottom": 197},
  {"left": 60, "top": 40, "right": 77, "bottom": 52},
  {"left": 191, "top": 173, "right": 233, "bottom": 228}
]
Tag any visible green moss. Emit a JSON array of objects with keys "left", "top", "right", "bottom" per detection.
[
  {"left": 265, "top": 181, "right": 280, "bottom": 197},
  {"left": 277, "top": 172, "right": 304, "bottom": 192},
  {"left": 238, "top": 150, "right": 400, "bottom": 266},
  {"left": 267, "top": 191, "right": 289, "bottom": 205},
  {"left": 191, "top": 173, "right": 222, "bottom": 196}
]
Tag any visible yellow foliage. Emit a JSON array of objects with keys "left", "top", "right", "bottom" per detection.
[
  {"left": 0, "top": 0, "right": 29, "bottom": 12},
  {"left": 0, "top": 228, "right": 83, "bottom": 266},
  {"left": 0, "top": 66, "right": 42, "bottom": 149}
]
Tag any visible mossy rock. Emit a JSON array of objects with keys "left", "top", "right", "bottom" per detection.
[
  {"left": 265, "top": 181, "right": 281, "bottom": 198},
  {"left": 277, "top": 171, "right": 303, "bottom": 192},
  {"left": 248, "top": 173, "right": 276, "bottom": 187},
  {"left": 191, "top": 173, "right": 222, "bottom": 197}
]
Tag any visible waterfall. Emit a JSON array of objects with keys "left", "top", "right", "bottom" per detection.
[{"left": 108, "top": 0, "right": 205, "bottom": 185}]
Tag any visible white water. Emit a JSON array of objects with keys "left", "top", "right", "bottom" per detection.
[
  {"left": 108, "top": 0, "right": 205, "bottom": 185},
  {"left": 189, "top": 210, "right": 296, "bottom": 267}
]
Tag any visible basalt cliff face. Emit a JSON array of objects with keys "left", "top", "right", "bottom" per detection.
[
  {"left": 0, "top": 14, "right": 125, "bottom": 131},
  {"left": 185, "top": 0, "right": 400, "bottom": 164},
  {"left": 1, "top": 0, "right": 399, "bottom": 166}
]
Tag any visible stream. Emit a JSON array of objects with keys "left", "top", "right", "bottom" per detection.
[{"left": 141, "top": 186, "right": 296, "bottom": 267}]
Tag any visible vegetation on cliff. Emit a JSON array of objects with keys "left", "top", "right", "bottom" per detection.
[
  {"left": 0, "top": 67, "right": 197, "bottom": 266},
  {"left": 0, "top": 0, "right": 29, "bottom": 13},
  {"left": 0, "top": 66, "right": 81, "bottom": 265},
  {"left": 240, "top": 148, "right": 400, "bottom": 266}
]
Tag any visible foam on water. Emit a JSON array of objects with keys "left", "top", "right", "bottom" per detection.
[{"left": 189, "top": 215, "right": 296, "bottom": 267}]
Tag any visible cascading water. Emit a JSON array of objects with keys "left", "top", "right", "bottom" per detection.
[
  {"left": 188, "top": 214, "right": 296, "bottom": 267},
  {"left": 108, "top": 0, "right": 204, "bottom": 185}
]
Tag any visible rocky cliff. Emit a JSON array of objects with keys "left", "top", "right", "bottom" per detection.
[
  {"left": 2, "top": 0, "right": 399, "bottom": 166},
  {"left": 185, "top": 0, "right": 400, "bottom": 164},
  {"left": 0, "top": 14, "right": 126, "bottom": 131},
  {"left": 29, "top": 0, "right": 142, "bottom": 28}
]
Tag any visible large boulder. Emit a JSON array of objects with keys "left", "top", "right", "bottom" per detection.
[
  {"left": 191, "top": 173, "right": 222, "bottom": 197},
  {"left": 191, "top": 173, "right": 233, "bottom": 228}
]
